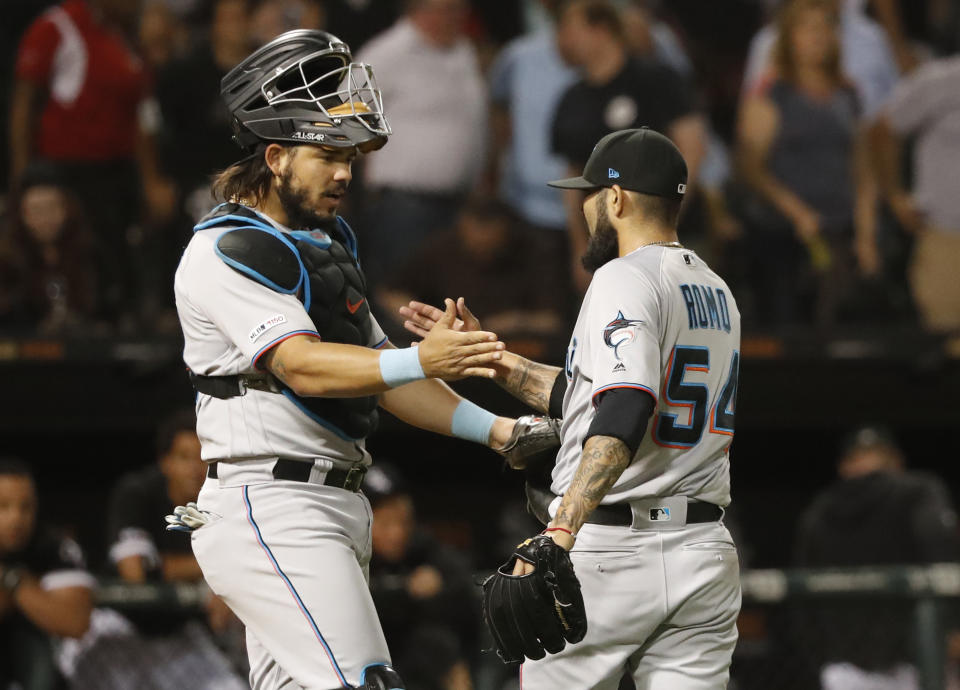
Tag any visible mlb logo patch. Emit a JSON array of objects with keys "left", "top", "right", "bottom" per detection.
[
  {"left": 650, "top": 507, "right": 671, "bottom": 522},
  {"left": 248, "top": 313, "right": 287, "bottom": 342}
]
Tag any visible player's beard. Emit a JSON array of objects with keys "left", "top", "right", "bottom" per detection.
[
  {"left": 581, "top": 191, "right": 619, "bottom": 272},
  {"left": 276, "top": 167, "right": 340, "bottom": 232}
]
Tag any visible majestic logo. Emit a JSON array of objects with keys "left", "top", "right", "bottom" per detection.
[
  {"left": 603, "top": 311, "right": 644, "bottom": 360},
  {"left": 612, "top": 362, "right": 626, "bottom": 373},
  {"left": 608, "top": 168, "right": 621, "bottom": 179},
  {"left": 346, "top": 297, "right": 365, "bottom": 314},
  {"left": 291, "top": 131, "right": 326, "bottom": 142}
]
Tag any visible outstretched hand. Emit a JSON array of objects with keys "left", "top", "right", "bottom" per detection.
[
  {"left": 400, "top": 297, "right": 482, "bottom": 339},
  {"left": 416, "top": 299, "right": 503, "bottom": 380}
]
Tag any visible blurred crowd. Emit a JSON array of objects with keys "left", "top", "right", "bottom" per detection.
[
  {"left": 1, "top": 0, "right": 959, "bottom": 347},
  {"left": 3, "top": 2, "right": 960, "bottom": 687},
  {"left": 2, "top": 410, "right": 957, "bottom": 689},
  {"left": 0, "top": 408, "right": 517, "bottom": 689}
]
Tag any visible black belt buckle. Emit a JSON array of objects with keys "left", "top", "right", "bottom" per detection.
[
  {"left": 239, "top": 374, "right": 282, "bottom": 395},
  {"left": 342, "top": 466, "right": 366, "bottom": 492}
]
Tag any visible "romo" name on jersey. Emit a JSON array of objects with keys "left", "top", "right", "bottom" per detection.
[{"left": 679, "top": 284, "right": 732, "bottom": 333}]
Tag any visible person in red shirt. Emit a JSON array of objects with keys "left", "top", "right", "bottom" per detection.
[{"left": 9, "top": 0, "right": 174, "bottom": 322}]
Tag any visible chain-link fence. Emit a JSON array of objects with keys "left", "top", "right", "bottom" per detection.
[
  {"left": 734, "top": 564, "right": 960, "bottom": 690},
  {"left": 13, "top": 565, "right": 960, "bottom": 689}
]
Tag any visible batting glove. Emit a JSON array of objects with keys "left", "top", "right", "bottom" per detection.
[{"left": 165, "top": 502, "right": 212, "bottom": 532}]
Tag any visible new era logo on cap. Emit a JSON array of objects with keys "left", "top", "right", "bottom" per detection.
[{"left": 608, "top": 168, "right": 620, "bottom": 179}]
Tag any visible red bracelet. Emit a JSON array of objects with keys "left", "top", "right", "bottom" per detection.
[{"left": 543, "top": 526, "right": 576, "bottom": 537}]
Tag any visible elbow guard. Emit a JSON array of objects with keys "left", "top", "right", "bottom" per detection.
[
  {"left": 549, "top": 371, "right": 567, "bottom": 419},
  {"left": 584, "top": 388, "right": 656, "bottom": 456}
]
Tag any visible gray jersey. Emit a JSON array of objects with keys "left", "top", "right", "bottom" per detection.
[
  {"left": 555, "top": 245, "right": 741, "bottom": 506},
  {"left": 174, "top": 210, "right": 387, "bottom": 466}
]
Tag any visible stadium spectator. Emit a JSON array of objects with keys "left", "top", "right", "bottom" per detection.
[
  {"left": 866, "top": 0, "right": 960, "bottom": 69},
  {"left": 138, "top": 0, "right": 253, "bottom": 326},
  {"left": 154, "top": 0, "right": 251, "bottom": 217},
  {"left": 248, "top": 0, "right": 326, "bottom": 47},
  {"left": 876, "top": 54, "right": 960, "bottom": 337},
  {"left": 9, "top": 0, "right": 175, "bottom": 322},
  {"left": 364, "top": 463, "right": 479, "bottom": 689},
  {"left": 0, "top": 161, "right": 97, "bottom": 334},
  {"left": 866, "top": 0, "right": 920, "bottom": 72},
  {"left": 0, "top": 457, "right": 93, "bottom": 689},
  {"left": 79, "top": 409, "right": 246, "bottom": 689},
  {"left": 742, "top": 0, "right": 899, "bottom": 123},
  {"left": 357, "top": 0, "right": 488, "bottom": 294},
  {"left": 0, "top": 0, "right": 57, "bottom": 192},
  {"left": 621, "top": 0, "right": 744, "bottom": 277},
  {"left": 620, "top": 0, "right": 694, "bottom": 77},
  {"left": 325, "top": 0, "right": 399, "bottom": 52},
  {"left": 107, "top": 409, "right": 207, "bottom": 589},
  {"left": 376, "top": 198, "right": 565, "bottom": 357},
  {"left": 138, "top": 0, "right": 187, "bottom": 71},
  {"left": 487, "top": 0, "right": 577, "bottom": 311},
  {"left": 794, "top": 426, "right": 959, "bottom": 690},
  {"left": 550, "top": 0, "right": 706, "bottom": 293},
  {"left": 736, "top": 0, "right": 878, "bottom": 329}
]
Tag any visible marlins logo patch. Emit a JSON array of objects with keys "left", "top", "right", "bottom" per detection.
[{"left": 603, "top": 311, "right": 644, "bottom": 360}]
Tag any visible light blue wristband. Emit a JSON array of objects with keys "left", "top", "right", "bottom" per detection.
[
  {"left": 379, "top": 347, "right": 425, "bottom": 387},
  {"left": 451, "top": 400, "right": 497, "bottom": 445}
]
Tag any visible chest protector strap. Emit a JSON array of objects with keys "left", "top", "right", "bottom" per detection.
[{"left": 191, "top": 203, "right": 379, "bottom": 441}]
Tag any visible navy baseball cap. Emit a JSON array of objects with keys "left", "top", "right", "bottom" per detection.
[{"left": 547, "top": 127, "right": 688, "bottom": 198}]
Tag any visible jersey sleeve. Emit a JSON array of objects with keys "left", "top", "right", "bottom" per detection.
[
  {"left": 368, "top": 313, "right": 388, "bottom": 349},
  {"left": 885, "top": 61, "right": 959, "bottom": 136},
  {"left": 15, "top": 15, "right": 59, "bottom": 84},
  {"left": 180, "top": 233, "right": 320, "bottom": 367},
  {"left": 585, "top": 262, "right": 661, "bottom": 408}
]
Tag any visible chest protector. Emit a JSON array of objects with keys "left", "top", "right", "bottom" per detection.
[{"left": 194, "top": 203, "right": 379, "bottom": 441}]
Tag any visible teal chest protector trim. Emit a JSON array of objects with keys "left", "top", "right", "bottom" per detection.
[{"left": 190, "top": 203, "right": 378, "bottom": 441}]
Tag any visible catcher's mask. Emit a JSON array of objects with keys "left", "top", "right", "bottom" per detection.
[{"left": 221, "top": 29, "right": 391, "bottom": 154}]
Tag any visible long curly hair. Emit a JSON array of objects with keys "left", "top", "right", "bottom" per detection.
[
  {"left": 210, "top": 144, "right": 275, "bottom": 205},
  {"left": 772, "top": 0, "right": 845, "bottom": 87}
]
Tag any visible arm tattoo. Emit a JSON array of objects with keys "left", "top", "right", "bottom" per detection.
[
  {"left": 262, "top": 349, "right": 290, "bottom": 384},
  {"left": 553, "top": 436, "right": 632, "bottom": 533},
  {"left": 499, "top": 357, "right": 561, "bottom": 414}
]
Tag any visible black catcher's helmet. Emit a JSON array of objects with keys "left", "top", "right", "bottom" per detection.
[{"left": 221, "top": 30, "right": 391, "bottom": 154}]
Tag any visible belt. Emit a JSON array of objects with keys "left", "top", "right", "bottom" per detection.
[
  {"left": 586, "top": 500, "right": 723, "bottom": 526},
  {"left": 206, "top": 459, "right": 366, "bottom": 492},
  {"left": 525, "top": 483, "right": 722, "bottom": 528},
  {"left": 189, "top": 371, "right": 283, "bottom": 399}
]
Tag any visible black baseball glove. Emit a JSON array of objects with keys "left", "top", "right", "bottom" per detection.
[{"left": 481, "top": 534, "right": 587, "bottom": 663}]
